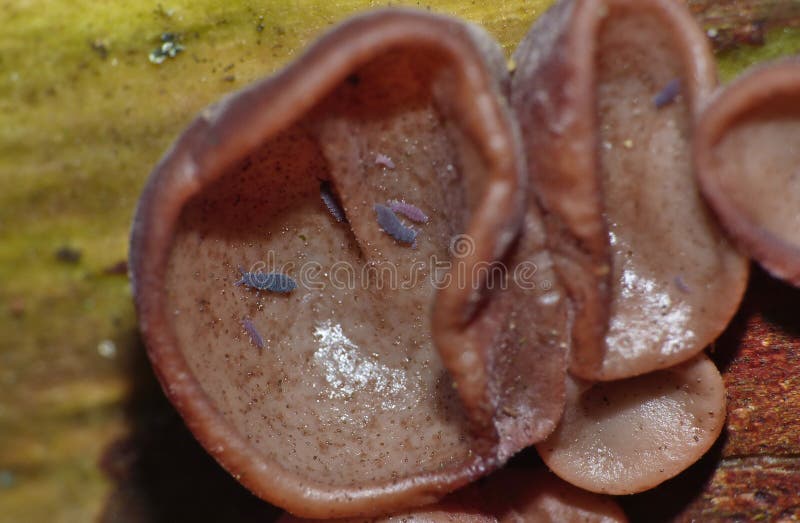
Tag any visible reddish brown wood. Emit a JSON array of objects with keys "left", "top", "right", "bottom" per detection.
[
  {"left": 720, "top": 279, "right": 800, "bottom": 459},
  {"left": 693, "top": 269, "right": 800, "bottom": 520},
  {"left": 680, "top": 458, "right": 800, "bottom": 521}
]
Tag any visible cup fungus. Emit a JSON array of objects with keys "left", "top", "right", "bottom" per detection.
[
  {"left": 695, "top": 58, "right": 800, "bottom": 286},
  {"left": 536, "top": 353, "right": 725, "bottom": 495},
  {"left": 280, "top": 469, "right": 627, "bottom": 522},
  {"left": 510, "top": 0, "right": 749, "bottom": 381},
  {"left": 130, "top": 1, "right": 749, "bottom": 518},
  {"left": 130, "top": 8, "right": 567, "bottom": 519}
]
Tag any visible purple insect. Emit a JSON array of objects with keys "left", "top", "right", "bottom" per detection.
[
  {"left": 673, "top": 274, "right": 691, "bottom": 294},
  {"left": 234, "top": 267, "right": 297, "bottom": 293},
  {"left": 320, "top": 181, "right": 346, "bottom": 223},
  {"left": 374, "top": 204, "right": 417, "bottom": 245},
  {"left": 653, "top": 79, "right": 681, "bottom": 109},
  {"left": 375, "top": 153, "right": 395, "bottom": 169},
  {"left": 388, "top": 199, "right": 429, "bottom": 223},
  {"left": 242, "top": 318, "right": 265, "bottom": 349}
]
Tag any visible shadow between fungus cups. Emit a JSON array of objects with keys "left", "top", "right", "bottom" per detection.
[
  {"left": 130, "top": 8, "right": 568, "bottom": 519},
  {"left": 130, "top": 1, "right": 746, "bottom": 520}
]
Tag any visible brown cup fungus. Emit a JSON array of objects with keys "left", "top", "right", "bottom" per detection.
[
  {"left": 511, "top": 0, "right": 748, "bottom": 381},
  {"left": 536, "top": 353, "right": 725, "bottom": 495},
  {"left": 280, "top": 468, "right": 628, "bottom": 522},
  {"left": 695, "top": 59, "right": 800, "bottom": 286},
  {"left": 130, "top": 8, "right": 566, "bottom": 519},
  {"left": 130, "top": 1, "right": 748, "bottom": 517}
]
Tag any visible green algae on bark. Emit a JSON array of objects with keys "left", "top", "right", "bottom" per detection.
[{"left": 716, "top": 27, "right": 800, "bottom": 82}]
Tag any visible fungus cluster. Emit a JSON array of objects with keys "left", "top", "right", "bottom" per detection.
[{"left": 129, "top": 0, "right": 791, "bottom": 519}]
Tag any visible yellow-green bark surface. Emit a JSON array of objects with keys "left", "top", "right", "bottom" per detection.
[{"left": 1, "top": 1, "right": 799, "bottom": 522}]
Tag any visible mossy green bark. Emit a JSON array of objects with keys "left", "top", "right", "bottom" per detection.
[
  {"left": 717, "top": 26, "right": 800, "bottom": 82},
  {"left": 1, "top": 1, "right": 799, "bottom": 521}
]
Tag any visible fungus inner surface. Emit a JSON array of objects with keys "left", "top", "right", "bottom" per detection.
[
  {"left": 711, "top": 95, "right": 800, "bottom": 245},
  {"left": 596, "top": 7, "right": 742, "bottom": 379},
  {"left": 164, "top": 48, "right": 491, "bottom": 487}
]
